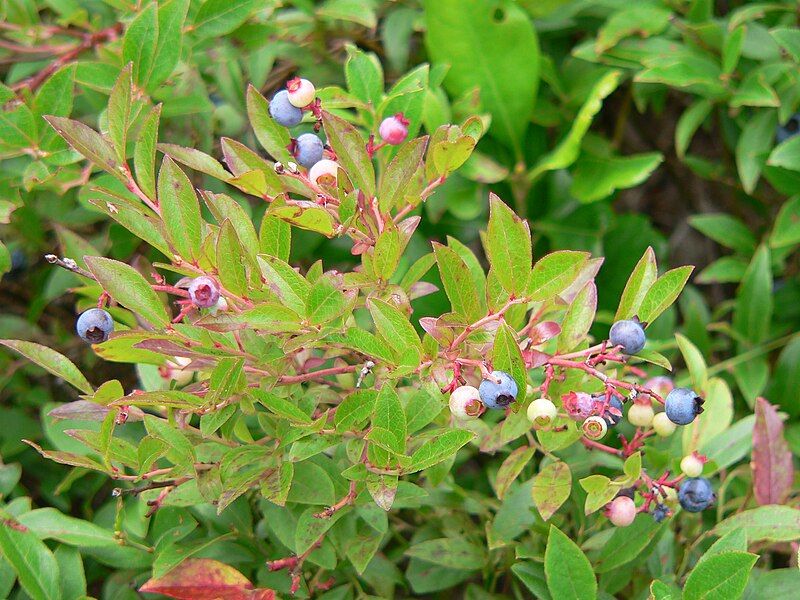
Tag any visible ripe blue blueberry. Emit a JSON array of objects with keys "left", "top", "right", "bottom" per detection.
[
  {"left": 603, "top": 397, "right": 624, "bottom": 427},
  {"left": 294, "top": 133, "right": 324, "bottom": 168},
  {"left": 665, "top": 387, "right": 704, "bottom": 425},
  {"left": 652, "top": 503, "right": 670, "bottom": 522},
  {"left": 269, "top": 90, "right": 303, "bottom": 128},
  {"left": 776, "top": 113, "right": 800, "bottom": 144},
  {"left": 609, "top": 319, "right": 646, "bottom": 354},
  {"left": 678, "top": 477, "right": 715, "bottom": 512},
  {"left": 478, "top": 371, "right": 518, "bottom": 409},
  {"left": 76, "top": 308, "right": 114, "bottom": 344}
]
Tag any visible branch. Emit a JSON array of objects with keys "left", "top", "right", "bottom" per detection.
[{"left": 44, "top": 254, "right": 96, "bottom": 281}]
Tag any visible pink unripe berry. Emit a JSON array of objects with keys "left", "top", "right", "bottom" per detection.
[
  {"left": 527, "top": 398, "right": 557, "bottom": 429},
  {"left": 449, "top": 385, "right": 483, "bottom": 420},
  {"left": 680, "top": 453, "right": 705, "bottom": 478},
  {"left": 379, "top": 113, "right": 409, "bottom": 145},
  {"left": 562, "top": 391, "right": 596, "bottom": 421},
  {"left": 628, "top": 401, "right": 654, "bottom": 427},
  {"left": 582, "top": 415, "right": 608, "bottom": 440},
  {"left": 160, "top": 356, "right": 193, "bottom": 386},
  {"left": 607, "top": 496, "right": 636, "bottom": 527},
  {"left": 645, "top": 376, "right": 674, "bottom": 399},
  {"left": 286, "top": 77, "right": 316, "bottom": 108},
  {"left": 308, "top": 159, "right": 339, "bottom": 186},
  {"left": 652, "top": 412, "right": 677, "bottom": 437},
  {"left": 188, "top": 276, "right": 220, "bottom": 308}
]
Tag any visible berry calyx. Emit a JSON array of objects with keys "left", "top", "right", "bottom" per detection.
[
  {"left": 627, "top": 400, "right": 655, "bottom": 427},
  {"left": 680, "top": 452, "right": 706, "bottom": 478},
  {"left": 478, "top": 371, "right": 518, "bottom": 409},
  {"left": 294, "top": 133, "right": 325, "bottom": 168},
  {"left": 582, "top": 415, "right": 608, "bottom": 440},
  {"left": 602, "top": 396, "right": 624, "bottom": 427},
  {"left": 269, "top": 90, "right": 303, "bottom": 127},
  {"left": 188, "top": 276, "right": 220, "bottom": 308},
  {"left": 76, "top": 308, "right": 114, "bottom": 344},
  {"left": 527, "top": 398, "right": 557, "bottom": 429},
  {"left": 308, "top": 159, "right": 339, "bottom": 186},
  {"left": 678, "top": 477, "right": 715, "bottom": 512},
  {"left": 378, "top": 113, "right": 409, "bottom": 145},
  {"left": 562, "top": 391, "right": 596, "bottom": 421},
  {"left": 665, "top": 387, "right": 704, "bottom": 425},
  {"left": 449, "top": 385, "right": 483, "bottom": 420},
  {"left": 606, "top": 495, "right": 636, "bottom": 527},
  {"left": 609, "top": 319, "right": 646, "bottom": 354},
  {"left": 286, "top": 77, "right": 316, "bottom": 108},
  {"left": 652, "top": 412, "right": 677, "bottom": 437}
]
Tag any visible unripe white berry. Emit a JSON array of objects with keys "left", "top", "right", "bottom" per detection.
[
  {"left": 628, "top": 402, "right": 655, "bottom": 427},
  {"left": 680, "top": 454, "right": 704, "bottom": 478},
  {"left": 286, "top": 77, "right": 316, "bottom": 107},
  {"left": 527, "top": 398, "right": 557, "bottom": 429},
  {"left": 607, "top": 496, "right": 636, "bottom": 527},
  {"left": 652, "top": 412, "right": 677, "bottom": 437},
  {"left": 449, "top": 386, "right": 483, "bottom": 420},
  {"left": 308, "top": 159, "right": 339, "bottom": 186},
  {"left": 582, "top": 415, "right": 608, "bottom": 440}
]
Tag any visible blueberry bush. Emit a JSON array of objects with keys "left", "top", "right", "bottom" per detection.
[{"left": 1, "top": 1, "right": 799, "bottom": 599}]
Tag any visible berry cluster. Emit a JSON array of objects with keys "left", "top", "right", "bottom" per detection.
[{"left": 447, "top": 318, "right": 717, "bottom": 525}]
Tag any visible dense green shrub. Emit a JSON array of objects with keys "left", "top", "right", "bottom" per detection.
[{"left": 1, "top": 1, "right": 799, "bottom": 599}]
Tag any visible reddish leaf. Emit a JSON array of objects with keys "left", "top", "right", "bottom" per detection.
[
  {"left": 751, "top": 398, "right": 794, "bottom": 506},
  {"left": 140, "top": 558, "right": 275, "bottom": 600}
]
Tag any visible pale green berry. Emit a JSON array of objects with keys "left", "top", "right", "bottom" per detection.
[
  {"left": 652, "top": 412, "right": 677, "bottom": 437},
  {"left": 628, "top": 402, "right": 654, "bottom": 427},
  {"left": 527, "top": 398, "right": 557, "bottom": 429},
  {"left": 680, "top": 454, "right": 704, "bottom": 478},
  {"left": 449, "top": 385, "right": 483, "bottom": 420}
]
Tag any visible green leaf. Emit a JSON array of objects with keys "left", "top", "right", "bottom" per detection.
[
  {"left": 596, "top": 515, "right": 664, "bottom": 573},
  {"left": 682, "top": 377, "right": 733, "bottom": 455},
  {"left": 771, "top": 27, "right": 800, "bottom": 61},
  {"left": 615, "top": 247, "right": 657, "bottom": 321},
  {"left": 732, "top": 245, "right": 772, "bottom": 345},
  {"left": 485, "top": 194, "right": 531, "bottom": 295},
  {"left": 122, "top": 2, "right": 157, "bottom": 87},
  {"left": 345, "top": 44, "right": 383, "bottom": 107},
  {"left": 638, "top": 266, "right": 693, "bottom": 325},
  {"left": 531, "top": 461, "right": 571, "bottom": 521},
  {"left": 268, "top": 200, "right": 335, "bottom": 237},
  {"left": 306, "top": 275, "right": 347, "bottom": 325},
  {"left": 676, "top": 333, "right": 708, "bottom": 391},
  {"left": 689, "top": 214, "right": 757, "bottom": 255},
  {"left": 0, "top": 520, "right": 61, "bottom": 600},
  {"left": 494, "top": 446, "right": 535, "bottom": 500},
  {"left": 770, "top": 195, "right": 800, "bottom": 248},
  {"left": 595, "top": 5, "right": 672, "bottom": 53},
  {"left": 85, "top": 256, "right": 169, "bottom": 327},
  {"left": 257, "top": 255, "right": 309, "bottom": 314},
  {"left": 683, "top": 551, "right": 757, "bottom": 600},
  {"left": 557, "top": 282, "right": 597, "bottom": 353},
  {"left": 134, "top": 104, "right": 161, "bottom": 201},
  {"left": 529, "top": 71, "right": 620, "bottom": 181},
  {"left": 368, "top": 298, "right": 422, "bottom": 355},
  {"left": 321, "top": 110, "right": 375, "bottom": 196},
  {"left": 259, "top": 215, "right": 291, "bottom": 260},
  {"left": 424, "top": 0, "right": 539, "bottom": 152},
  {"left": 0, "top": 340, "right": 92, "bottom": 394},
  {"left": 54, "top": 545, "right": 86, "bottom": 600},
  {"left": 371, "top": 386, "right": 406, "bottom": 455},
  {"left": 378, "top": 136, "right": 427, "bottom": 212},
  {"left": 44, "top": 116, "right": 123, "bottom": 181},
  {"left": 159, "top": 144, "right": 231, "bottom": 182},
  {"left": 192, "top": 0, "right": 259, "bottom": 39},
  {"left": 216, "top": 220, "right": 248, "bottom": 296},
  {"left": 371, "top": 227, "right": 402, "bottom": 282},
  {"left": 405, "top": 429, "right": 474, "bottom": 473},
  {"left": 737, "top": 109, "right": 778, "bottom": 193},
  {"left": 544, "top": 525, "right": 596, "bottom": 600},
  {"left": 319, "top": 0, "right": 377, "bottom": 28},
  {"left": 246, "top": 85, "right": 292, "bottom": 164},
  {"left": 405, "top": 538, "right": 486, "bottom": 570},
  {"left": 335, "top": 390, "right": 378, "bottom": 432},
  {"left": 527, "top": 250, "right": 589, "bottom": 302},
  {"left": 157, "top": 156, "right": 203, "bottom": 261},
  {"left": 433, "top": 242, "right": 482, "bottom": 322},
  {"left": 17, "top": 508, "right": 116, "bottom": 548},
  {"left": 676, "top": 99, "right": 713, "bottom": 159},
  {"left": 722, "top": 24, "right": 746, "bottom": 74},
  {"left": 492, "top": 322, "right": 527, "bottom": 405},
  {"left": 714, "top": 506, "right": 800, "bottom": 543},
  {"left": 150, "top": 0, "right": 189, "bottom": 89},
  {"left": 251, "top": 389, "right": 312, "bottom": 425},
  {"left": 570, "top": 151, "right": 663, "bottom": 203},
  {"left": 107, "top": 64, "right": 132, "bottom": 164}
]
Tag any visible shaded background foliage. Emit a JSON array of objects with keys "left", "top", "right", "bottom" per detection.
[{"left": 0, "top": 0, "right": 799, "bottom": 598}]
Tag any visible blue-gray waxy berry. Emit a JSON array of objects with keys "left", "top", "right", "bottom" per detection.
[
  {"left": 609, "top": 319, "right": 646, "bottom": 354},
  {"left": 294, "top": 133, "right": 324, "bottom": 168},
  {"left": 652, "top": 503, "right": 669, "bottom": 522},
  {"left": 269, "top": 90, "right": 303, "bottom": 127},
  {"left": 478, "top": 371, "right": 518, "bottom": 409},
  {"left": 76, "top": 308, "right": 114, "bottom": 344},
  {"left": 776, "top": 113, "right": 800, "bottom": 144},
  {"left": 678, "top": 477, "right": 715, "bottom": 512},
  {"left": 665, "top": 387, "right": 704, "bottom": 425}
]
